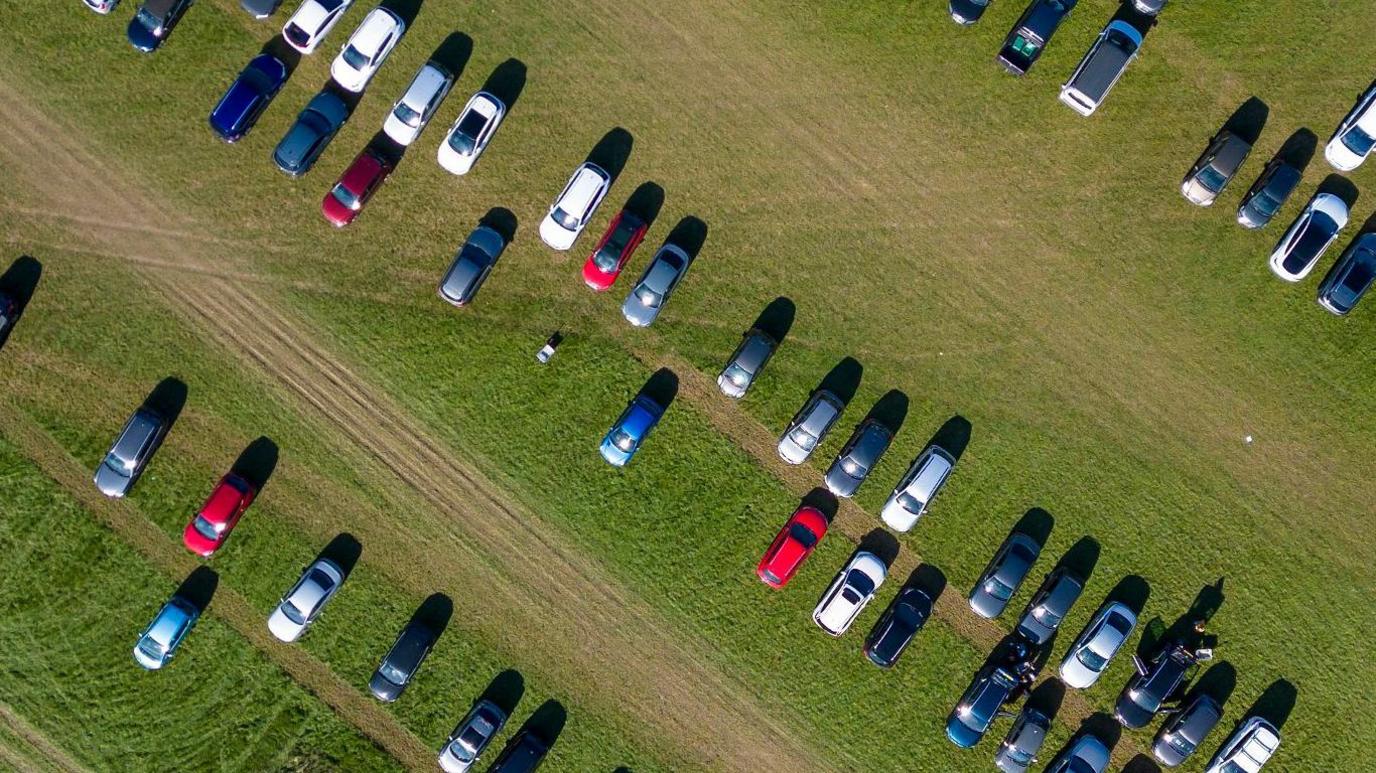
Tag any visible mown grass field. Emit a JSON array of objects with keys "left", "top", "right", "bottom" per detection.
[{"left": 1, "top": 0, "right": 1374, "bottom": 771}]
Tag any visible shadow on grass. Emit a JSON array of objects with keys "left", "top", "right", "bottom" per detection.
[
  {"left": 903, "top": 562, "right": 947, "bottom": 604},
  {"left": 481, "top": 58, "right": 527, "bottom": 111},
  {"left": 921, "top": 415, "right": 971, "bottom": 462},
  {"left": 816, "top": 356, "right": 863, "bottom": 405},
  {"left": 1012, "top": 506, "right": 1054, "bottom": 547},
  {"left": 231, "top": 436, "right": 279, "bottom": 491},
  {"left": 480, "top": 206, "right": 519, "bottom": 244},
  {"left": 478, "top": 668, "right": 525, "bottom": 716},
  {"left": 863, "top": 389, "right": 908, "bottom": 435},
  {"left": 638, "top": 368, "right": 678, "bottom": 411},
  {"left": 379, "top": 0, "right": 425, "bottom": 28},
  {"left": 1241, "top": 678, "right": 1297, "bottom": 730},
  {"left": 0, "top": 255, "right": 42, "bottom": 351},
  {"left": 750, "top": 296, "right": 795, "bottom": 345},
  {"left": 800, "top": 487, "right": 839, "bottom": 524},
  {"left": 664, "top": 215, "right": 708, "bottom": 260},
  {"left": 1104, "top": 574, "right": 1151, "bottom": 617},
  {"left": 1222, "top": 96, "right": 1269, "bottom": 146},
  {"left": 174, "top": 566, "right": 219, "bottom": 613},
  {"left": 411, "top": 592, "right": 453, "bottom": 639},
  {"left": 315, "top": 533, "right": 362, "bottom": 580},
  {"left": 623, "top": 181, "right": 665, "bottom": 226},
  {"left": 586, "top": 127, "right": 634, "bottom": 183},
  {"left": 1316, "top": 172, "right": 1360, "bottom": 210},
  {"left": 1122, "top": 753, "right": 1162, "bottom": 773},
  {"left": 857, "top": 529, "right": 900, "bottom": 569},
  {"left": 429, "top": 31, "right": 473, "bottom": 77},
  {"left": 142, "top": 377, "right": 188, "bottom": 427}
]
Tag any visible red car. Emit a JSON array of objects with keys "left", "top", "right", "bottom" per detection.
[
  {"left": 322, "top": 148, "right": 394, "bottom": 227},
  {"left": 756, "top": 505, "right": 829, "bottom": 588},
  {"left": 182, "top": 473, "right": 258, "bottom": 557},
  {"left": 581, "top": 209, "right": 648, "bottom": 290}
]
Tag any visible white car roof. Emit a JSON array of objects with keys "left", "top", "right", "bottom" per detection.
[
  {"left": 558, "top": 164, "right": 609, "bottom": 214},
  {"left": 468, "top": 91, "right": 502, "bottom": 118},
  {"left": 905, "top": 449, "right": 952, "bottom": 497},
  {"left": 292, "top": 0, "right": 343, "bottom": 31},
  {"left": 351, "top": 7, "right": 401, "bottom": 52},
  {"left": 1310, "top": 191, "right": 1350, "bottom": 225},
  {"left": 402, "top": 64, "right": 449, "bottom": 104}
]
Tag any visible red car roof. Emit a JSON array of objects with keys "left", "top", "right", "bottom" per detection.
[
  {"left": 182, "top": 474, "right": 255, "bottom": 556},
  {"left": 757, "top": 506, "right": 828, "bottom": 588}
]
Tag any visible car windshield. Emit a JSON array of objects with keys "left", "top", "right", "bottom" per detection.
[
  {"left": 788, "top": 426, "right": 817, "bottom": 450},
  {"left": 1286, "top": 214, "right": 1336, "bottom": 270},
  {"left": 987, "top": 576, "right": 1016, "bottom": 601},
  {"left": 842, "top": 455, "right": 868, "bottom": 476},
  {"left": 394, "top": 102, "right": 422, "bottom": 128},
  {"left": 331, "top": 182, "right": 362, "bottom": 210},
  {"left": 634, "top": 284, "right": 663, "bottom": 308},
  {"left": 192, "top": 516, "right": 221, "bottom": 541},
  {"left": 1198, "top": 165, "right": 1229, "bottom": 192},
  {"left": 138, "top": 637, "right": 166, "bottom": 657},
  {"left": 135, "top": 8, "right": 160, "bottom": 30},
  {"left": 787, "top": 522, "right": 818, "bottom": 548},
  {"left": 1343, "top": 125, "right": 1376, "bottom": 155},
  {"left": 1076, "top": 646, "right": 1108, "bottom": 671},
  {"left": 611, "top": 428, "right": 636, "bottom": 452},
  {"left": 845, "top": 569, "right": 876, "bottom": 596},
  {"left": 897, "top": 492, "right": 922, "bottom": 513},
  {"left": 722, "top": 363, "right": 751, "bottom": 386},
  {"left": 1167, "top": 734, "right": 1197, "bottom": 756},
  {"left": 551, "top": 206, "right": 580, "bottom": 230},
  {"left": 342, "top": 45, "right": 370, "bottom": 70},
  {"left": 380, "top": 660, "right": 408, "bottom": 684}
]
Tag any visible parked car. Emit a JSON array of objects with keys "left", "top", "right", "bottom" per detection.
[
  {"left": 127, "top": 0, "right": 194, "bottom": 53},
  {"left": 267, "top": 558, "right": 344, "bottom": 642},
  {"left": 863, "top": 586, "right": 931, "bottom": 668},
  {"left": 383, "top": 62, "right": 454, "bottom": 146},
  {"left": 273, "top": 91, "right": 349, "bottom": 177},
  {"left": 1059, "top": 601, "right": 1137, "bottom": 689},
  {"left": 1045, "top": 734, "right": 1110, "bottom": 773},
  {"left": 490, "top": 730, "right": 549, "bottom": 772},
  {"left": 1058, "top": 20, "right": 1142, "bottom": 116},
  {"left": 437, "top": 91, "right": 507, "bottom": 175},
  {"left": 1203, "top": 716, "right": 1280, "bottom": 773},
  {"left": 995, "top": 705, "right": 1050, "bottom": 773},
  {"left": 1015, "top": 566, "right": 1084, "bottom": 645},
  {"left": 823, "top": 418, "right": 893, "bottom": 498},
  {"left": 1325, "top": 84, "right": 1376, "bottom": 171},
  {"left": 599, "top": 394, "right": 665, "bottom": 467},
  {"left": 949, "top": 0, "right": 992, "bottom": 25},
  {"left": 132, "top": 594, "right": 200, "bottom": 669},
  {"left": 969, "top": 532, "right": 1041, "bottom": 619},
  {"left": 716, "top": 327, "right": 777, "bottom": 399},
  {"left": 321, "top": 147, "right": 394, "bottom": 227},
  {"left": 1154, "top": 693, "right": 1223, "bottom": 767},
  {"left": 0, "top": 292, "right": 18, "bottom": 345},
  {"left": 582, "top": 210, "right": 649, "bottom": 291},
  {"left": 540, "top": 163, "right": 611, "bottom": 250},
  {"left": 1132, "top": 0, "right": 1166, "bottom": 14},
  {"left": 438, "top": 699, "right": 508, "bottom": 772},
  {"left": 437, "top": 225, "right": 508, "bottom": 307},
  {"left": 997, "top": 0, "right": 1078, "bottom": 76},
  {"left": 1268, "top": 192, "right": 1348, "bottom": 282},
  {"left": 1114, "top": 642, "right": 1199, "bottom": 729},
  {"left": 1181, "top": 129, "right": 1251, "bottom": 206},
  {"left": 94, "top": 405, "right": 169, "bottom": 498},
  {"left": 756, "top": 506, "right": 828, "bottom": 588},
  {"left": 812, "top": 551, "right": 886, "bottom": 636},
  {"left": 182, "top": 472, "right": 258, "bottom": 557},
  {"left": 1316, "top": 232, "right": 1376, "bottom": 315},
  {"left": 621, "top": 242, "right": 692, "bottom": 327},
  {"left": 880, "top": 444, "right": 955, "bottom": 532},
  {"left": 241, "top": 0, "right": 283, "bottom": 18},
  {"left": 282, "top": 0, "right": 354, "bottom": 55},
  {"left": 369, "top": 620, "right": 438, "bottom": 701},
  {"left": 946, "top": 663, "right": 1018, "bottom": 748},
  {"left": 1236, "top": 157, "right": 1302, "bottom": 229},
  {"left": 83, "top": 0, "right": 122, "bottom": 14},
  {"left": 330, "top": 7, "right": 405, "bottom": 92},
  {"left": 777, "top": 388, "right": 845, "bottom": 465},
  {"left": 209, "top": 54, "right": 288, "bottom": 143}
]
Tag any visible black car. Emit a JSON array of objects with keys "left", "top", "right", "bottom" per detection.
[
  {"left": 490, "top": 729, "right": 550, "bottom": 773},
  {"left": 368, "top": 620, "right": 438, "bottom": 702},
  {"left": 127, "top": 0, "right": 195, "bottom": 53},
  {"left": 994, "top": 704, "right": 1050, "bottom": 772},
  {"left": 997, "top": 0, "right": 1078, "bottom": 76},
  {"left": 1153, "top": 693, "right": 1222, "bottom": 767},
  {"left": 1114, "top": 642, "right": 1198, "bottom": 729},
  {"left": 0, "top": 291, "right": 18, "bottom": 347},
  {"left": 1317, "top": 232, "right": 1376, "bottom": 316},
  {"left": 1236, "top": 158, "right": 1302, "bottom": 229},
  {"left": 949, "top": 0, "right": 993, "bottom": 25},
  {"left": 274, "top": 92, "right": 351, "bottom": 177},
  {"left": 1014, "top": 566, "right": 1084, "bottom": 645},
  {"left": 863, "top": 586, "right": 932, "bottom": 668}
]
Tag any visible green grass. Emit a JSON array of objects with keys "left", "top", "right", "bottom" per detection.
[{"left": 3, "top": 0, "right": 1376, "bottom": 770}]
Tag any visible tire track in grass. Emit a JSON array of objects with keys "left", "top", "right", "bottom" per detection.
[
  {"left": 0, "top": 701, "right": 91, "bottom": 773},
  {"left": 0, "top": 405, "right": 434, "bottom": 771}
]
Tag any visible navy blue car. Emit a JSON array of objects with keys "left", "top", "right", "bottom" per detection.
[
  {"left": 273, "top": 91, "right": 350, "bottom": 177},
  {"left": 599, "top": 394, "right": 665, "bottom": 467},
  {"left": 209, "top": 54, "right": 288, "bottom": 143},
  {"left": 128, "top": 0, "right": 195, "bottom": 53}
]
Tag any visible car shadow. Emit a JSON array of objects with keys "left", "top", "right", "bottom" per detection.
[
  {"left": 816, "top": 356, "right": 863, "bottom": 406},
  {"left": 749, "top": 296, "right": 795, "bottom": 346},
  {"left": 585, "top": 127, "right": 634, "bottom": 183},
  {"left": 511, "top": 699, "right": 567, "bottom": 749},
  {"left": 1104, "top": 574, "right": 1151, "bottom": 618},
  {"left": 1108, "top": 0, "right": 1160, "bottom": 38},
  {"left": 903, "top": 562, "right": 947, "bottom": 605},
  {"left": 857, "top": 529, "right": 901, "bottom": 570},
  {"left": 1025, "top": 677, "right": 1065, "bottom": 723},
  {"left": 1240, "top": 678, "right": 1297, "bottom": 731},
  {"left": 638, "top": 367, "right": 678, "bottom": 411},
  {"left": 477, "top": 668, "right": 526, "bottom": 717},
  {"left": 260, "top": 34, "right": 303, "bottom": 78},
  {"left": 1183, "top": 660, "right": 1237, "bottom": 708},
  {"left": 411, "top": 592, "right": 453, "bottom": 639},
  {"left": 430, "top": 31, "right": 473, "bottom": 78},
  {"left": 480, "top": 58, "right": 527, "bottom": 112},
  {"left": 1222, "top": 96, "right": 1269, "bottom": 147},
  {"left": 379, "top": 0, "right": 425, "bottom": 28},
  {"left": 173, "top": 566, "right": 219, "bottom": 613},
  {"left": 314, "top": 533, "right": 362, "bottom": 581},
  {"left": 1011, "top": 506, "right": 1054, "bottom": 548},
  {"left": 479, "top": 206, "right": 519, "bottom": 244},
  {"left": 230, "top": 436, "right": 279, "bottom": 492},
  {"left": 1056, "top": 536, "right": 1101, "bottom": 584},
  {"left": 622, "top": 181, "right": 665, "bottom": 227},
  {"left": 366, "top": 130, "right": 408, "bottom": 168},
  {"left": 1122, "top": 753, "right": 1163, "bottom": 773},
  {"left": 921, "top": 414, "right": 972, "bottom": 462},
  {"left": 319, "top": 79, "right": 365, "bottom": 117},
  {"left": 0, "top": 255, "right": 42, "bottom": 351},
  {"left": 664, "top": 215, "right": 708, "bottom": 260},
  {"left": 799, "top": 487, "right": 839, "bottom": 524},
  {"left": 862, "top": 389, "right": 908, "bottom": 436},
  {"left": 1316, "top": 172, "right": 1360, "bottom": 210},
  {"left": 1074, "top": 712, "right": 1122, "bottom": 755},
  {"left": 142, "top": 377, "right": 188, "bottom": 428},
  {"left": 1274, "top": 127, "right": 1318, "bottom": 172}
]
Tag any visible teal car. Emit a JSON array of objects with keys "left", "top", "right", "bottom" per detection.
[{"left": 133, "top": 595, "right": 200, "bottom": 670}]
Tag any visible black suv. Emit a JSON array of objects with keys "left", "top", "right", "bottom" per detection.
[
  {"left": 1113, "top": 642, "right": 1201, "bottom": 729},
  {"left": 997, "top": 0, "right": 1079, "bottom": 76},
  {"left": 368, "top": 620, "right": 438, "bottom": 702}
]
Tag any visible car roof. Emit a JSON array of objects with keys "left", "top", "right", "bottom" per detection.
[
  {"left": 643, "top": 256, "right": 681, "bottom": 292},
  {"left": 142, "top": 0, "right": 180, "bottom": 16},
  {"left": 1213, "top": 132, "right": 1252, "bottom": 169},
  {"left": 621, "top": 398, "right": 661, "bottom": 438},
  {"left": 403, "top": 63, "right": 450, "bottom": 102},
  {"left": 149, "top": 598, "right": 194, "bottom": 644},
  {"left": 848, "top": 551, "right": 886, "bottom": 580},
  {"left": 200, "top": 478, "right": 246, "bottom": 522},
  {"left": 734, "top": 331, "right": 775, "bottom": 371},
  {"left": 1176, "top": 695, "right": 1222, "bottom": 738},
  {"left": 560, "top": 164, "right": 610, "bottom": 211},
  {"left": 1309, "top": 191, "right": 1349, "bottom": 222},
  {"left": 387, "top": 622, "right": 434, "bottom": 670},
  {"left": 341, "top": 150, "right": 385, "bottom": 189},
  {"left": 800, "top": 390, "right": 842, "bottom": 432},
  {"left": 906, "top": 449, "right": 953, "bottom": 495},
  {"left": 1021, "top": 0, "right": 1074, "bottom": 38},
  {"left": 852, "top": 421, "right": 893, "bottom": 459},
  {"left": 113, "top": 410, "right": 161, "bottom": 459},
  {"left": 293, "top": 0, "right": 340, "bottom": 30},
  {"left": 353, "top": 8, "right": 402, "bottom": 48}
]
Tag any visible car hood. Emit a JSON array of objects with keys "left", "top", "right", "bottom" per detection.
[
  {"left": 540, "top": 215, "right": 578, "bottom": 250},
  {"left": 823, "top": 465, "right": 862, "bottom": 497},
  {"left": 369, "top": 670, "right": 405, "bottom": 701},
  {"left": 267, "top": 607, "right": 305, "bottom": 642},
  {"left": 94, "top": 461, "right": 132, "bottom": 497},
  {"left": 1182, "top": 177, "right": 1217, "bottom": 206},
  {"left": 945, "top": 712, "right": 985, "bottom": 748},
  {"left": 881, "top": 498, "right": 920, "bottom": 532},
  {"left": 948, "top": 0, "right": 989, "bottom": 24},
  {"left": 1114, "top": 691, "right": 1157, "bottom": 729},
  {"left": 127, "top": 16, "right": 164, "bottom": 51},
  {"left": 599, "top": 436, "right": 633, "bottom": 467},
  {"left": 1059, "top": 652, "right": 1101, "bottom": 688}
]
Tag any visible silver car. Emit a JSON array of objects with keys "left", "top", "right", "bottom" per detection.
[
  {"left": 1015, "top": 566, "right": 1085, "bottom": 645},
  {"left": 1181, "top": 129, "right": 1252, "bottom": 206},
  {"left": 823, "top": 418, "right": 893, "bottom": 497},
  {"left": 438, "top": 225, "right": 508, "bottom": 307},
  {"left": 439, "top": 699, "right": 508, "bottom": 772},
  {"left": 717, "top": 328, "right": 777, "bottom": 399},
  {"left": 1154, "top": 693, "right": 1222, "bottom": 767},
  {"left": 969, "top": 532, "right": 1041, "bottom": 619},
  {"left": 268, "top": 558, "right": 345, "bottom": 643},
  {"left": 94, "top": 406, "right": 168, "bottom": 498},
  {"left": 778, "top": 388, "right": 845, "bottom": 465},
  {"left": 622, "top": 243, "right": 692, "bottom": 327}
]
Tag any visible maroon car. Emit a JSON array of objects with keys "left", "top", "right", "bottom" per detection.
[{"left": 322, "top": 148, "right": 394, "bottom": 227}]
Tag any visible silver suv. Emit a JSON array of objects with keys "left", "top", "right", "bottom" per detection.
[
  {"left": 94, "top": 406, "right": 168, "bottom": 497},
  {"left": 778, "top": 389, "right": 845, "bottom": 464}
]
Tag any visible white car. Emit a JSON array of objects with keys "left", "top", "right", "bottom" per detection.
[
  {"left": 281, "top": 0, "right": 354, "bottom": 55},
  {"left": 880, "top": 445, "right": 955, "bottom": 533},
  {"left": 1325, "top": 85, "right": 1376, "bottom": 171},
  {"left": 1058, "top": 601, "right": 1136, "bottom": 689},
  {"left": 437, "top": 91, "right": 506, "bottom": 175},
  {"left": 382, "top": 62, "right": 453, "bottom": 146},
  {"left": 539, "top": 162, "right": 611, "bottom": 250},
  {"left": 329, "top": 7, "right": 405, "bottom": 93},
  {"left": 1268, "top": 192, "right": 1348, "bottom": 282},
  {"left": 812, "top": 551, "right": 886, "bottom": 636},
  {"left": 267, "top": 558, "right": 344, "bottom": 642},
  {"left": 1203, "top": 716, "right": 1280, "bottom": 773}
]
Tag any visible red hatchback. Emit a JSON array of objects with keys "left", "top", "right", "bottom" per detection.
[
  {"left": 581, "top": 209, "right": 648, "bottom": 290},
  {"left": 182, "top": 473, "right": 258, "bottom": 557},
  {"left": 756, "top": 506, "right": 829, "bottom": 588},
  {"left": 322, "top": 148, "right": 394, "bottom": 227}
]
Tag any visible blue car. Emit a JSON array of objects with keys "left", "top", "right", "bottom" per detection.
[
  {"left": 273, "top": 91, "right": 350, "bottom": 177},
  {"left": 127, "top": 0, "right": 195, "bottom": 53},
  {"left": 209, "top": 54, "right": 289, "bottom": 143},
  {"left": 133, "top": 595, "right": 201, "bottom": 670},
  {"left": 946, "top": 663, "right": 1019, "bottom": 748},
  {"left": 599, "top": 394, "right": 665, "bottom": 467}
]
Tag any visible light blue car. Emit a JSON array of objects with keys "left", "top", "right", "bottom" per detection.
[
  {"left": 599, "top": 395, "right": 665, "bottom": 467},
  {"left": 133, "top": 596, "right": 200, "bottom": 670}
]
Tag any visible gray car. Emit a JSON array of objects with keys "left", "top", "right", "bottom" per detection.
[
  {"left": 1181, "top": 129, "right": 1252, "bottom": 206},
  {"left": 1014, "top": 566, "right": 1084, "bottom": 645},
  {"left": 240, "top": 0, "right": 283, "bottom": 18},
  {"left": 368, "top": 620, "right": 438, "bottom": 702},
  {"left": 717, "top": 327, "right": 777, "bottom": 399},
  {"left": 995, "top": 704, "right": 1050, "bottom": 772},
  {"left": 273, "top": 92, "right": 350, "bottom": 177},
  {"left": 969, "top": 532, "right": 1041, "bottom": 619},
  {"left": 94, "top": 406, "right": 168, "bottom": 498},
  {"left": 1154, "top": 693, "right": 1222, "bottom": 767},
  {"left": 438, "top": 226, "right": 508, "bottom": 307},
  {"left": 1046, "top": 734, "right": 1109, "bottom": 773},
  {"left": 1317, "top": 232, "right": 1376, "bottom": 316},
  {"left": 621, "top": 243, "right": 692, "bottom": 327},
  {"left": 438, "top": 699, "right": 508, "bottom": 772},
  {"left": 1236, "top": 157, "right": 1301, "bottom": 229},
  {"left": 777, "top": 388, "right": 845, "bottom": 465},
  {"left": 823, "top": 419, "right": 893, "bottom": 498}
]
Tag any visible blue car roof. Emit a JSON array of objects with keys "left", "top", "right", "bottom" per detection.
[
  {"left": 210, "top": 55, "right": 286, "bottom": 136},
  {"left": 149, "top": 598, "right": 195, "bottom": 644},
  {"left": 621, "top": 397, "right": 663, "bottom": 439}
]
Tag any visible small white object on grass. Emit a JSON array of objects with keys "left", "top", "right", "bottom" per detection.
[{"left": 1244, "top": 435, "right": 1253, "bottom": 444}]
